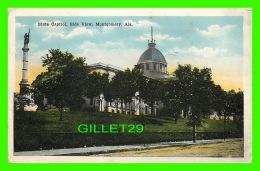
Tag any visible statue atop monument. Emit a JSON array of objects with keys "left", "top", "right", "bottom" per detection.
[
  {"left": 24, "top": 29, "right": 30, "bottom": 45},
  {"left": 19, "top": 28, "right": 38, "bottom": 111}
]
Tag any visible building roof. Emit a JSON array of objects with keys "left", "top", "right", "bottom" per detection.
[
  {"left": 138, "top": 42, "right": 167, "bottom": 64},
  {"left": 89, "top": 62, "right": 124, "bottom": 73},
  {"left": 143, "top": 70, "right": 177, "bottom": 81}
]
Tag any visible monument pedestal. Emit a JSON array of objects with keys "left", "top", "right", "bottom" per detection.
[{"left": 18, "top": 29, "right": 38, "bottom": 111}]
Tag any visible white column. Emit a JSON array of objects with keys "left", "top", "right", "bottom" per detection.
[{"left": 22, "top": 44, "right": 29, "bottom": 83}]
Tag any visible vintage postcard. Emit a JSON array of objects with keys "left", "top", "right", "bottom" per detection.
[{"left": 8, "top": 8, "right": 252, "bottom": 163}]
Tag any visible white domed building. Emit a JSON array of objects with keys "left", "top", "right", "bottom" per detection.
[
  {"left": 138, "top": 27, "right": 173, "bottom": 81},
  {"left": 85, "top": 27, "right": 174, "bottom": 115}
]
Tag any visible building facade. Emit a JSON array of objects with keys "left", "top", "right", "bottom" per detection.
[{"left": 83, "top": 27, "right": 174, "bottom": 115}]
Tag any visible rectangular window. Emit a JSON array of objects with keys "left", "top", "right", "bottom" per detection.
[
  {"left": 146, "top": 64, "right": 149, "bottom": 70},
  {"left": 154, "top": 64, "right": 156, "bottom": 70}
]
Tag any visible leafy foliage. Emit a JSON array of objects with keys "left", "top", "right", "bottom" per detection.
[
  {"left": 32, "top": 49, "right": 89, "bottom": 120},
  {"left": 109, "top": 64, "right": 145, "bottom": 113},
  {"left": 139, "top": 78, "right": 165, "bottom": 115}
]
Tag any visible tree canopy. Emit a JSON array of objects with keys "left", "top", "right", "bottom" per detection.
[
  {"left": 32, "top": 49, "right": 89, "bottom": 120},
  {"left": 31, "top": 50, "right": 243, "bottom": 133}
]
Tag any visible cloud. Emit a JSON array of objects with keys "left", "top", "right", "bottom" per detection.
[
  {"left": 196, "top": 24, "right": 237, "bottom": 37},
  {"left": 33, "top": 20, "right": 98, "bottom": 40},
  {"left": 74, "top": 40, "right": 142, "bottom": 68},
  {"left": 78, "top": 40, "right": 97, "bottom": 50},
  {"left": 186, "top": 46, "right": 227, "bottom": 56},
  {"left": 167, "top": 46, "right": 227, "bottom": 57},
  {"left": 65, "top": 27, "right": 97, "bottom": 39},
  {"left": 165, "top": 46, "right": 243, "bottom": 91},
  {"left": 42, "top": 27, "right": 97, "bottom": 40},
  {"left": 137, "top": 33, "right": 181, "bottom": 42},
  {"left": 16, "top": 22, "right": 28, "bottom": 28},
  {"left": 33, "top": 20, "right": 66, "bottom": 40},
  {"left": 167, "top": 56, "right": 243, "bottom": 91},
  {"left": 165, "top": 46, "right": 229, "bottom": 69},
  {"left": 103, "top": 41, "right": 125, "bottom": 48}
]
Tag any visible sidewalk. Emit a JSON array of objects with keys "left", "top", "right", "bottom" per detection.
[{"left": 14, "top": 138, "right": 242, "bottom": 156}]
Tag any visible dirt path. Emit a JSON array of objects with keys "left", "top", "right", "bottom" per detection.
[{"left": 101, "top": 140, "right": 243, "bottom": 156}]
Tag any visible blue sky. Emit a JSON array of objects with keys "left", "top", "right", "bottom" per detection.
[{"left": 15, "top": 16, "right": 244, "bottom": 91}]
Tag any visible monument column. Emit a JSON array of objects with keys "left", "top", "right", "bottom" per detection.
[{"left": 19, "top": 29, "right": 30, "bottom": 96}]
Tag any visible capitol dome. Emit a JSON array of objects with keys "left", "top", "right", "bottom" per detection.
[
  {"left": 137, "top": 27, "right": 171, "bottom": 80},
  {"left": 138, "top": 42, "right": 167, "bottom": 64}
]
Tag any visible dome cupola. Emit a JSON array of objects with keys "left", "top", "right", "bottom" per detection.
[
  {"left": 138, "top": 27, "right": 169, "bottom": 80},
  {"left": 138, "top": 27, "right": 167, "bottom": 64}
]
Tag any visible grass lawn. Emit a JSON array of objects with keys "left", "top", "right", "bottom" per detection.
[
  {"left": 14, "top": 110, "right": 241, "bottom": 151},
  {"left": 14, "top": 110, "right": 237, "bottom": 133}
]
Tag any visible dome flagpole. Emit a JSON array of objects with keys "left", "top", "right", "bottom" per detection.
[{"left": 151, "top": 26, "right": 153, "bottom": 42}]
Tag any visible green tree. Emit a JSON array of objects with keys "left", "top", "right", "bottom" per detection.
[
  {"left": 209, "top": 84, "right": 228, "bottom": 139},
  {"left": 173, "top": 64, "right": 193, "bottom": 118},
  {"left": 109, "top": 65, "right": 144, "bottom": 114},
  {"left": 224, "top": 90, "right": 244, "bottom": 135},
  {"left": 85, "top": 71, "right": 108, "bottom": 111},
  {"left": 188, "top": 67, "right": 213, "bottom": 142},
  {"left": 174, "top": 64, "right": 213, "bottom": 142},
  {"left": 104, "top": 64, "right": 150, "bottom": 116},
  {"left": 31, "top": 72, "right": 48, "bottom": 110},
  {"left": 32, "top": 49, "right": 89, "bottom": 121},
  {"left": 210, "top": 84, "right": 225, "bottom": 118},
  {"left": 124, "top": 65, "right": 145, "bottom": 114},
  {"left": 233, "top": 90, "right": 244, "bottom": 133},
  {"left": 121, "top": 68, "right": 136, "bottom": 113},
  {"left": 139, "top": 78, "right": 164, "bottom": 115},
  {"left": 110, "top": 70, "right": 127, "bottom": 113},
  {"left": 163, "top": 80, "right": 182, "bottom": 123}
]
